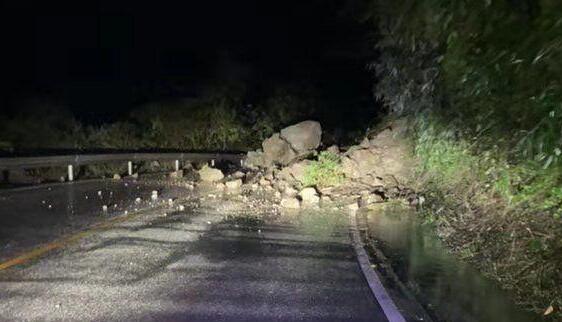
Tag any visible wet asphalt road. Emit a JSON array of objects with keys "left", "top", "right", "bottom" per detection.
[
  {"left": 0, "top": 179, "right": 183, "bottom": 261},
  {"left": 0, "top": 182, "right": 388, "bottom": 322}
]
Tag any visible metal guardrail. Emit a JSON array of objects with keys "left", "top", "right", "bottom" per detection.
[
  {"left": 0, "top": 152, "right": 244, "bottom": 181},
  {"left": 0, "top": 153, "right": 243, "bottom": 170}
]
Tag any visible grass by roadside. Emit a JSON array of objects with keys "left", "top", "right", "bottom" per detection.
[
  {"left": 410, "top": 113, "right": 562, "bottom": 319},
  {"left": 301, "top": 151, "right": 345, "bottom": 189}
]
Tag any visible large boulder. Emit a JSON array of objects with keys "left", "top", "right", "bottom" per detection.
[
  {"left": 369, "top": 118, "right": 409, "bottom": 148},
  {"left": 280, "top": 121, "right": 322, "bottom": 154},
  {"left": 341, "top": 156, "right": 360, "bottom": 179},
  {"left": 283, "top": 186, "right": 299, "bottom": 198},
  {"left": 299, "top": 187, "right": 320, "bottom": 206},
  {"left": 244, "top": 121, "right": 322, "bottom": 169},
  {"left": 245, "top": 150, "right": 266, "bottom": 169},
  {"left": 198, "top": 165, "right": 224, "bottom": 182},
  {"left": 277, "top": 160, "right": 312, "bottom": 184},
  {"left": 340, "top": 118, "right": 414, "bottom": 186},
  {"left": 262, "top": 133, "right": 297, "bottom": 166},
  {"left": 366, "top": 119, "right": 414, "bottom": 185},
  {"left": 280, "top": 197, "right": 301, "bottom": 209},
  {"left": 343, "top": 149, "right": 381, "bottom": 178}
]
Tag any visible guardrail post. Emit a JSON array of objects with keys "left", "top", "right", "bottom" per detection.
[
  {"left": 175, "top": 160, "right": 180, "bottom": 172},
  {"left": 211, "top": 159, "right": 215, "bottom": 167},
  {"left": 128, "top": 161, "right": 133, "bottom": 176},
  {"left": 68, "top": 165, "right": 74, "bottom": 182}
]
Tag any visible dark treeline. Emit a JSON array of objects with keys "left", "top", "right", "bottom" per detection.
[{"left": 0, "top": 81, "right": 376, "bottom": 153}]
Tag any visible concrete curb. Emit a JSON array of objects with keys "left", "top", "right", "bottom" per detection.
[{"left": 348, "top": 209, "right": 406, "bottom": 322}]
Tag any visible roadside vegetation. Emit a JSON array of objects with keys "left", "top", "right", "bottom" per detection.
[
  {"left": 302, "top": 151, "right": 345, "bottom": 188},
  {"left": 359, "top": 0, "right": 562, "bottom": 318},
  {"left": 0, "top": 84, "right": 315, "bottom": 153}
]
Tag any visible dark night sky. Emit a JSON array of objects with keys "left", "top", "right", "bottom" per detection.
[{"left": 0, "top": 0, "right": 373, "bottom": 121}]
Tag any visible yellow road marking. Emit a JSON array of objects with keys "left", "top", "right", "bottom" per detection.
[
  {"left": 0, "top": 188, "right": 191, "bottom": 272},
  {"left": 0, "top": 210, "right": 145, "bottom": 271}
]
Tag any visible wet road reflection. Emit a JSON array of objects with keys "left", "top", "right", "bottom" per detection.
[
  {"left": 0, "top": 179, "right": 185, "bottom": 261},
  {"left": 361, "top": 203, "right": 538, "bottom": 322}
]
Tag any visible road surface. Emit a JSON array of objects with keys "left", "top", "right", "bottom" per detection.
[{"left": 0, "top": 181, "right": 395, "bottom": 321}]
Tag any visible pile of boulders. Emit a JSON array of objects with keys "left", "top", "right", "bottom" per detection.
[
  {"left": 242, "top": 118, "right": 420, "bottom": 211},
  {"left": 339, "top": 119, "right": 414, "bottom": 187},
  {"left": 187, "top": 118, "right": 420, "bottom": 212}
]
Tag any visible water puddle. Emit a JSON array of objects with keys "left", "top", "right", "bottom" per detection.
[{"left": 360, "top": 203, "right": 539, "bottom": 322}]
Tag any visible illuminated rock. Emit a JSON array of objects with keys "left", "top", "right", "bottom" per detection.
[
  {"left": 262, "top": 133, "right": 296, "bottom": 166},
  {"left": 280, "top": 197, "right": 300, "bottom": 209},
  {"left": 280, "top": 120, "right": 322, "bottom": 154},
  {"left": 299, "top": 187, "right": 320, "bottom": 206},
  {"left": 198, "top": 165, "right": 224, "bottom": 182},
  {"left": 225, "top": 179, "right": 242, "bottom": 190}
]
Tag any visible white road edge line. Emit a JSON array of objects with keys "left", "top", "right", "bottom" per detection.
[{"left": 348, "top": 209, "right": 407, "bottom": 322}]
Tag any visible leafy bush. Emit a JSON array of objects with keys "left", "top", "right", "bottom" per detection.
[
  {"left": 132, "top": 94, "right": 248, "bottom": 151},
  {"left": 86, "top": 122, "right": 142, "bottom": 149},
  {"left": 302, "top": 151, "right": 345, "bottom": 188}
]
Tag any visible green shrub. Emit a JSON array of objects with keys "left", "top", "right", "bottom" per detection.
[
  {"left": 302, "top": 151, "right": 345, "bottom": 188},
  {"left": 414, "top": 114, "right": 481, "bottom": 189},
  {"left": 410, "top": 112, "right": 562, "bottom": 317},
  {"left": 130, "top": 90, "right": 250, "bottom": 151},
  {"left": 86, "top": 122, "right": 142, "bottom": 149},
  {"left": 414, "top": 110, "right": 562, "bottom": 219}
]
